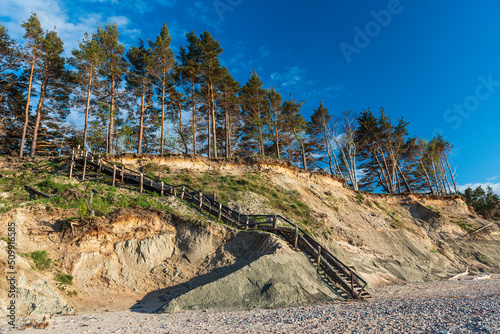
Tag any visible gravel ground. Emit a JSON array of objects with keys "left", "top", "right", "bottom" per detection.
[{"left": 3, "top": 276, "right": 499, "bottom": 333}]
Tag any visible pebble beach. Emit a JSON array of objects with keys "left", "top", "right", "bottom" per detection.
[{"left": 4, "top": 276, "right": 499, "bottom": 333}]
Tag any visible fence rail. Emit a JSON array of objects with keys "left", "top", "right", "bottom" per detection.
[{"left": 71, "top": 149, "right": 370, "bottom": 299}]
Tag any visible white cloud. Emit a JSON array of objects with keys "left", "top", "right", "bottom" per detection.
[
  {"left": 458, "top": 182, "right": 500, "bottom": 194},
  {"left": 0, "top": 0, "right": 102, "bottom": 55},
  {"left": 107, "top": 16, "right": 129, "bottom": 27},
  {"left": 270, "top": 66, "right": 306, "bottom": 88},
  {"left": 0, "top": 0, "right": 150, "bottom": 55}
]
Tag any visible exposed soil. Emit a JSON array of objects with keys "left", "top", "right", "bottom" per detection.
[{"left": 0, "top": 155, "right": 499, "bottom": 325}]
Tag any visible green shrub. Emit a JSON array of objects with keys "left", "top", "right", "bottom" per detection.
[
  {"left": 27, "top": 250, "right": 52, "bottom": 270},
  {"left": 55, "top": 271, "right": 73, "bottom": 286}
]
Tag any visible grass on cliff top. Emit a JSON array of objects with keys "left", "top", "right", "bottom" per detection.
[
  {"left": 156, "top": 168, "right": 315, "bottom": 230},
  {"left": 0, "top": 158, "right": 180, "bottom": 219},
  {"left": 0, "top": 158, "right": 314, "bottom": 231}
]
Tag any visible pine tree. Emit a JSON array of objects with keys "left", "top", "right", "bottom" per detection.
[
  {"left": 355, "top": 108, "right": 413, "bottom": 193},
  {"left": 0, "top": 23, "right": 20, "bottom": 104},
  {"left": 167, "top": 89, "right": 189, "bottom": 154},
  {"left": 126, "top": 39, "right": 153, "bottom": 154},
  {"left": 265, "top": 87, "right": 283, "bottom": 159},
  {"left": 19, "top": 13, "right": 44, "bottom": 157},
  {"left": 0, "top": 23, "right": 22, "bottom": 153},
  {"left": 308, "top": 102, "right": 336, "bottom": 174},
  {"left": 218, "top": 67, "right": 240, "bottom": 158},
  {"left": 69, "top": 32, "right": 103, "bottom": 150},
  {"left": 95, "top": 22, "right": 127, "bottom": 154},
  {"left": 178, "top": 37, "right": 201, "bottom": 155},
  {"left": 29, "top": 29, "right": 71, "bottom": 157},
  {"left": 194, "top": 31, "right": 224, "bottom": 158},
  {"left": 240, "top": 70, "right": 267, "bottom": 156},
  {"left": 148, "top": 23, "right": 174, "bottom": 154},
  {"left": 282, "top": 96, "right": 308, "bottom": 170}
]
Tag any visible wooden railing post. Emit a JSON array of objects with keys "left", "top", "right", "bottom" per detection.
[
  {"left": 121, "top": 166, "right": 124, "bottom": 182},
  {"left": 161, "top": 182, "right": 164, "bottom": 196},
  {"left": 350, "top": 269, "right": 355, "bottom": 298},
  {"left": 140, "top": 173, "right": 143, "bottom": 193},
  {"left": 173, "top": 187, "right": 177, "bottom": 196},
  {"left": 294, "top": 227, "right": 299, "bottom": 250},
  {"left": 218, "top": 203, "right": 222, "bottom": 220},
  {"left": 246, "top": 216, "right": 249, "bottom": 229},
  {"left": 82, "top": 150, "right": 88, "bottom": 180},
  {"left": 112, "top": 165, "right": 117, "bottom": 186},
  {"left": 199, "top": 192, "right": 203, "bottom": 209},
  {"left": 69, "top": 149, "right": 75, "bottom": 178},
  {"left": 97, "top": 156, "right": 101, "bottom": 177},
  {"left": 181, "top": 186, "right": 185, "bottom": 199},
  {"left": 272, "top": 215, "right": 277, "bottom": 229},
  {"left": 316, "top": 246, "right": 321, "bottom": 269}
]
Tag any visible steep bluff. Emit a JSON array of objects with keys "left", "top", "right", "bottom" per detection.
[{"left": 0, "top": 155, "right": 498, "bottom": 319}]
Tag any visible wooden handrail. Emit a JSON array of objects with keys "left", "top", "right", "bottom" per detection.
[{"left": 72, "top": 149, "right": 370, "bottom": 299}]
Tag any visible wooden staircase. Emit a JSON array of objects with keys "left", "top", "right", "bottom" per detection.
[{"left": 71, "top": 149, "right": 371, "bottom": 300}]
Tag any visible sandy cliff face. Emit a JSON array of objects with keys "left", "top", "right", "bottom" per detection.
[
  {"left": 1, "top": 205, "right": 328, "bottom": 320},
  {"left": 0, "top": 155, "right": 499, "bottom": 319},
  {"left": 108, "top": 154, "right": 500, "bottom": 284}
]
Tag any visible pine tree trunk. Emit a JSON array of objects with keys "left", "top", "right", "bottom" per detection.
[
  {"left": 20, "top": 52, "right": 36, "bottom": 158},
  {"left": 207, "top": 111, "right": 211, "bottom": 158},
  {"left": 419, "top": 160, "right": 435, "bottom": 195},
  {"left": 322, "top": 123, "right": 334, "bottom": 174},
  {"left": 396, "top": 164, "right": 412, "bottom": 193},
  {"left": 293, "top": 127, "right": 307, "bottom": 170},
  {"left": 108, "top": 77, "right": 116, "bottom": 154},
  {"left": 178, "top": 100, "right": 188, "bottom": 154},
  {"left": 29, "top": 85, "right": 46, "bottom": 157},
  {"left": 137, "top": 84, "right": 145, "bottom": 154},
  {"left": 273, "top": 108, "right": 280, "bottom": 159},
  {"left": 441, "top": 159, "right": 452, "bottom": 195},
  {"left": 374, "top": 151, "right": 392, "bottom": 193},
  {"left": 430, "top": 159, "right": 442, "bottom": 194},
  {"left": 192, "top": 81, "right": 197, "bottom": 155},
  {"left": 83, "top": 71, "right": 93, "bottom": 150},
  {"left": 160, "top": 83, "right": 166, "bottom": 154},
  {"left": 210, "top": 84, "right": 217, "bottom": 159},
  {"left": 444, "top": 154, "right": 458, "bottom": 194},
  {"left": 224, "top": 100, "right": 230, "bottom": 158}
]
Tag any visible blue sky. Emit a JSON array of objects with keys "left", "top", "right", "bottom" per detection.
[{"left": 1, "top": 0, "right": 499, "bottom": 193}]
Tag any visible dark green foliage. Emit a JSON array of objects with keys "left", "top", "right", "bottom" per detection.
[{"left": 463, "top": 186, "right": 499, "bottom": 220}]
